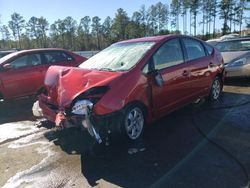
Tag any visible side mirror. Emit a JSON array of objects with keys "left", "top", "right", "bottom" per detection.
[
  {"left": 154, "top": 71, "right": 164, "bottom": 87},
  {"left": 3, "top": 63, "right": 12, "bottom": 70}
]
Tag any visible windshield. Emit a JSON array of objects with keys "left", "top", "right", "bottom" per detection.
[
  {"left": 79, "top": 42, "right": 155, "bottom": 71},
  {"left": 215, "top": 39, "right": 250, "bottom": 52}
]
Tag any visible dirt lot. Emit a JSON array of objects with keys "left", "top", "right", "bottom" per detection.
[{"left": 0, "top": 78, "right": 250, "bottom": 188}]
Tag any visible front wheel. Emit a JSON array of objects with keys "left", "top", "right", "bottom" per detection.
[
  {"left": 209, "top": 76, "right": 222, "bottom": 101},
  {"left": 121, "top": 105, "right": 145, "bottom": 141}
]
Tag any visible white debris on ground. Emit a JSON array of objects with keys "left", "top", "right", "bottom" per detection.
[
  {"left": 0, "top": 121, "right": 42, "bottom": 144},
  {"left": 0, "top": 121, "right": 90, "bottom": 188},
  {"left": 1, "top": 126, "right": 61, "bottom": 188},
  {"left": 2, "top": 146, "right": 57, "bottom": 188}
]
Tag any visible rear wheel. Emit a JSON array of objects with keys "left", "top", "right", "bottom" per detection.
[{"left": 209, "top": 76, "right": 222, "bottom": 101}]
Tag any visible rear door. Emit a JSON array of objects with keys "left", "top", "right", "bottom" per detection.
[
  {"left": 1, "top": 53, "right": 44, "bottom": 99},
  {"left": 151, "top": 38, "right": 193, "bottom": 118},
  {"left": 181, "top": 38, "right": 212, "bottom": 97}
]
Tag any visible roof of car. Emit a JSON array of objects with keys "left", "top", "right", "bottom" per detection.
[
  {"left": 217, "top": 37, "right": 250, "bottom": 43},
  {"left": 0, "top": 50, "right": 17, "bottom": 54},
  {"left": 117, "top": 34, "right": 198, "bottom": 44},
  {"left": 3, "top": 48, "right": 68, "bottom": 57},
  {"left": 0, "top": 48, "right": 70, "bottom": 64},
  {"left": 13, "top": 48, "right": 68, "bottom": 54}
]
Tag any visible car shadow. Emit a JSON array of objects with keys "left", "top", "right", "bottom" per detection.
[
  {"left": 80, "top": 106, "right": 203, "bottom": 187},
  {"left": 48, "top": 90, "right": 250, "bottom": 188},
  {"left": 224, "top": 77, "right": 250, "bottom": 87}
]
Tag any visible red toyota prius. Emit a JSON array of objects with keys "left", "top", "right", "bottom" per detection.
[
  {"left": 0, "top": 48, "right": 86, "bottom": 101},
  {"left": 33, "top": 35, "right": 224, "bottom": 143}
]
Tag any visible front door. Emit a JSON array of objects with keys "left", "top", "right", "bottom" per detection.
[
  {"left": 150, "top": 38, "right": 192, "bottom": 119},
  {"left": 1, "top": 53, "right": 44, "bottom": 99}
]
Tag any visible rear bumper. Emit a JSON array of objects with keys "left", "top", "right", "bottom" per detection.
[{"left": 225, "top": 64, "right": 250, "bottom": 78}]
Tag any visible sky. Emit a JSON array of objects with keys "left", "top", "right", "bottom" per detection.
[
  {"left": 0, "top": 0, "right": 170, "bottom": 24},
  {"left": 0, "top": 0, "right": 247, "bottom": 35}
]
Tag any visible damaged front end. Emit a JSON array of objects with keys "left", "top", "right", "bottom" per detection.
[
  {"left": 33, "top": 66, "right": 123, "bottom": 143},
  {"left": 33, "top": 91, "right": 108, "bottom": 144},
  {"left": 69, "top": 99, "right": 102, "bottom": 143}
]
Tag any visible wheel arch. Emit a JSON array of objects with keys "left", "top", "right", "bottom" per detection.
[
  {"left": 216, "top": 71, "right": 224, "bottom": 84},
  {"left": 123, "top": 100, "right": 150, "bottom": 122}
]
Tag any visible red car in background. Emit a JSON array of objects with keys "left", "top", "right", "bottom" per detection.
[
  {"left": 0, "top": 48, "right": 86, "bottom": 101},
  {"left": 33, "top": 35, "right": 224, "bottom": 143}
]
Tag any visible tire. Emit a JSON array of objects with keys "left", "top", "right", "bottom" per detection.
[
  {"left": 120, "top": 105, "right": 145, "bottom": 141},
  {"left": 209, "top": 76, "right": 222, "bottom": 101}
]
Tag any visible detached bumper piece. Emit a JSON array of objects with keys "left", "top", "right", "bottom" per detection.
[{"left": 32, "top": 99, "right": 102, "bottom": 143}]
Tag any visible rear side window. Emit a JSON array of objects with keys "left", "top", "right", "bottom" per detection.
[
  {"left": 10, "top": 54, "right": 42, "bottom": 69},
  {"left": 44, "top": 51, "right": 73, "bottom": 64},
  {"left": 153, "top": 38, "right": 184, "bottom": 70},
  {"left": 183, "top": 38, "right": 206, "bottom": 61},
  {"left": 204, "top": 43, "right": 214, "bottom": 55}
]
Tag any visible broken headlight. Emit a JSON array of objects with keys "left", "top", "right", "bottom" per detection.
[
  {"left": 71, "top": 86, "right": 110, "bottom": 115},
  {"left": 71, "top": 100, "right": 93, "bottom": 115}
]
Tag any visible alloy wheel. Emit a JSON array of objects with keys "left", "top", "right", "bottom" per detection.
[
  {"left": 212, "top": 79, "right": 221, "bottom": 100},
  {"left": 124, "top": 107, "right": 144, "bottom": 140}
]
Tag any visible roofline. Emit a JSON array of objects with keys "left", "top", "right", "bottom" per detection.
[
  {"left": 17, "top": 48, "right": 68, "bottom": 53},
  {"left": 115, "top": 34, "right": 202, "bottom": 44},
  {"left": 217, "top": 37, "right": 250, "bottom": 42}
]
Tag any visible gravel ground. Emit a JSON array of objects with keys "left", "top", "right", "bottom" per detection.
[{"left": 0, "top": 78, "right": 250, "bottom": 188}]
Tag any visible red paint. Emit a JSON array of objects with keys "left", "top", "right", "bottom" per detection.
[
  {"left": 38, "top": 35, "right": 224, "bottom": 124},
  {"left": 0, "top": 48, "right": 86, "bottom": 100}
]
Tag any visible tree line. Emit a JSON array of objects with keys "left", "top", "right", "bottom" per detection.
[{"left": 0, "top": 0, "right": 249, "bottom": 51}]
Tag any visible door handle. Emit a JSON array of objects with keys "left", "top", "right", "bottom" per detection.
[{"left": 182, "top": 70, "right": 189, "bottom": 77}]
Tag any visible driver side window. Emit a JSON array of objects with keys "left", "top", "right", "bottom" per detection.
[
  {"left": 10, "top": 54, "right": 41, "bottom": 69},
  {"left": 153, "top": 38, "right": 184, "bottom": 70}
]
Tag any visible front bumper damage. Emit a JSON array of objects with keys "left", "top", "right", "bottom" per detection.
[{"left": 32, "top": 98, "right": 103, "bottom": 143}]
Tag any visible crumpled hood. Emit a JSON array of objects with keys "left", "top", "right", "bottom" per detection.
[
  {"left": 44, "top": 66, "right": 123, "bottom": 107},
  {"left": 221, "top": 51, "right": 250, "bottom": 64}
]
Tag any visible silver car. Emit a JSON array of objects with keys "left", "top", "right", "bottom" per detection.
[{"left": 215, "top": 38, "right": 250, "bottom": 78}]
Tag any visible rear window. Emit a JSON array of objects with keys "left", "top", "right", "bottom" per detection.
[
  {"left": 204, "top": 43, "right": 214, "bottom": 55},
  {"left": 44, "top": 51, "right": 73, "bottom": 64},
  {"left": 183, "top": 38, "right": 206, "bottom": 61},
  {"left": 215, "top": 40, "right": 250, "bottom": 52}
]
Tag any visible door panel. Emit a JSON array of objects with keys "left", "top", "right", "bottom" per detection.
[
  {"left": 188, "top": 56, "right": 212, "bottom": 96},
  {"left": 1, "top": 53, "right": 44, "bottom": 99},
  {"left": 152, "top": 63, "right": 192, "bottom": 118},
  {"left": 182, "top": 38, "right": 212, "bottom": 97},
  {"left": 150, "top": 38, "right": 193, "bottom": 118}
]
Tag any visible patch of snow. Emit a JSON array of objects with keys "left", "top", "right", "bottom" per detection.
[
  {"left": 0, "top": 121, "right": 42, "bottom": 144},
  {"left": 2, "top": 135, "right": 59, "bottom": 188}
]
